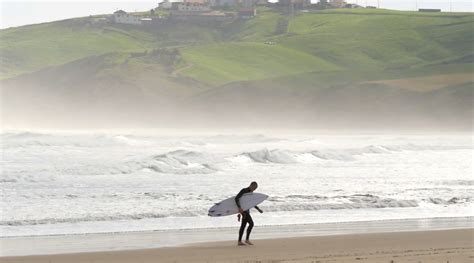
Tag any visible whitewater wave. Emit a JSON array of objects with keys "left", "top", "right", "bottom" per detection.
[
  {"left": 441, "top": 180, "right": 474, "bottom": 186},
  {"left": 50, "top": 150, "right": 222, "bottom": 175},
  {"left": 236, "top": 147, "right": 387, "bottom": 163},
  {"left": 89, "top": 150, "right": 221, "bottom": 175},
  {"left": 3, "top": 149, "right": 221, "bottom": 177},
  {"left": 425, "top": 197, "right": 472, "bottom": 205},
  {"left": 310, "top": 144, "right": 472, "bottom": 161},
  {"left": 2, "top": 193, "right": 471, "bottom": 227},
  {"left": 0, "top": 178, "right": 18, "bottom": 183},
  {"left": 263, "top": 200, "right": 419, "bottom": 212},
  {"left": 235, "top": 144, "right": 472, "bottom": 163},
  {"left": 0, "top": 211, "right": 204, "bottom": 226},
  {"left": 265, "top": 193, "right": 473, "bottom": 212},
  {"left": 141, "top": 150, "right": 220, "bottom": 174},
  {"left": 241, "top": 149, "right": 298, "bottom": 164},
  {"left": 268, "top": 194, "right": 419, "bottom": 208}
]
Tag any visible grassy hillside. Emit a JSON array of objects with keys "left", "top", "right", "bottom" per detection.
[
  {"left": 1, "top": 8, "right": 472, "bottom": 129},
  {"left": 180, "top": 42, "right": 340, "bottom": 86},
  {"left": 2, "top": 9, "right": 472, "bottom": 83},
  {"left": 0, "top": 20, "right": 149, "bottom": 79},
  {"left": 0, "top": 17, "right": 221, "bottom": 79},
  {"left": 281, "top": 9, "right": 473, "bottom": 70},
  {"left": 178, "top": 9, "right": 473, "bottom": 85}
]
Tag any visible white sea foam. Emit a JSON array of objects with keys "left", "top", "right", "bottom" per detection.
[{"left": 1, "top": 132, "right": 472, "bottom": 237}]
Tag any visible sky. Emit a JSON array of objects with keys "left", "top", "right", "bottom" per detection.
[{"left": 1, "top": 0, "right": 472, "bottom": 29}]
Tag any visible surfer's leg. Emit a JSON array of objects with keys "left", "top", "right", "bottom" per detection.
[
  {"left": 245, "top": 214, "right": 254, "bottom": 241},
  {"left": 238, "top": 213, "right": 248, "bottom": 242}
]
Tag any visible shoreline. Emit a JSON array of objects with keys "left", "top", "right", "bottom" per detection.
[
  {"left": 1, "top": 216, "right": 472, "bottom": 257},
  {"left": 3, "top": 215, "right": 472, "bottom": 239},
  {"left": 1, "top": 228, "right": 472, "bottom": 263}
]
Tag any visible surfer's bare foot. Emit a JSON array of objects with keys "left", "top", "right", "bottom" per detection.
[
  {"left": 245, "top": 240, "right": 254, "bottom": 245},
  {"left": 238, "top": 241, "right": 246, "bottom": 246}
]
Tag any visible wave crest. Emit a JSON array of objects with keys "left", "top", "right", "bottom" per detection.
[
  {"left": 144, "top": 150, "right": 219, "bottom": 174},
  {"left": 241, "top": 149, "right": 297, "bottom": 164}
]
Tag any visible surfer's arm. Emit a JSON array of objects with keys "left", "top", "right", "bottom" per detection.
[{"left": 234, "top": 189, "right": 246, "bottom": 208}]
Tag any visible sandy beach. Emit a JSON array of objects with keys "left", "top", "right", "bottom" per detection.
[{"left": 1, "top": 228, "right": 472, "bottom": 263}]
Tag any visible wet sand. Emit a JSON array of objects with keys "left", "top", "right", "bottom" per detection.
[{"left": 1, "top": 228, "right": 472, "bottom": 263}]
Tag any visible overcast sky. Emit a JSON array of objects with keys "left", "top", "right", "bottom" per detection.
[{"left": 1, "top": 0, "right": 472, "bottom": 29}]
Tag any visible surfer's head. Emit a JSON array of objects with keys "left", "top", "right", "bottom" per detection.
[{"left": 249, "top": 181, "right": 258, "bottom": 192}]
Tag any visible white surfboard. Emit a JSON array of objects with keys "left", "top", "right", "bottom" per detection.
[{"left": 208, "top": 192, "right": 268, "bottom": 217}]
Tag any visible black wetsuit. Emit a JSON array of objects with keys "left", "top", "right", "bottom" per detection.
[{"left": 235, "top": 187, "right": 260, "bottom": 242}]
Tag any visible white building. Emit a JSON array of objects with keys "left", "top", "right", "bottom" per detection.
[
  {"left": 209, "top": 0, "right": 239, "bottom": 7},
  {"left": 113, "top": 10, "right": 142, "bottom": 25},
  {"left": 329, "top": 0, "right": 346, "bottom": 8},
  {"left": 159, "top": 0, "right": 173, "bottom": 9},
  {"left": 177, "top": 2, "right": 211, "bottom": 12}
]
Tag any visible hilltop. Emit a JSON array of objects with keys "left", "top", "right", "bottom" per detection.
[{"left": 1, "top": 8, "right": 473, "bottom": 130}]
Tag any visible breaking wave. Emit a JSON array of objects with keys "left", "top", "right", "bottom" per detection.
[
  {"left": 143, "top": 150, "right": 220, "bottom": 174},
  {"left": 96, "top": 150, "right": 221, "bottom": 175},
  {"left": 425, "top": 197, "right": 472, "bottom": 205},
  {"left": 241, "top": 149, "right": 298, "bottom": 163},
  {"left": 236, "top": 144, "right": 472, "bottom": 163},
  {"left": 2, "top": 192, "right": 471, "bottom": 227},
  {"left": 267, "top": 194, "right": 419, "bottom": 210},
  {"left": 263, "top": 200, "right": 419, "bottom": 212},
  {"left": 0, "top": 211, "right": 204, "bottom": 226},
  {"left": 441, "top": 180, "right": 474, "bottom": 186},
  {"left": 264, "top": 193, "right": 473, "bottom": 212},
  {"left": 5, "top": 194, "right": 470, "bottom": 227}
]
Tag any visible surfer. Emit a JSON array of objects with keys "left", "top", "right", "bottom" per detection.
[{"left": 235, "top": 181, "right": 263, "bottom": 246}]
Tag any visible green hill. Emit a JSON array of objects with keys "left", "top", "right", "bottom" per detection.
[
  {"left": 2, "top": 9, "right": 473, "bottom": 83},
  {"left": 180, "top": 42, "right": 340, "bottom": 86},
  {"left": 0, "top": 17, "right": 220, "bottom": 79},
  {"left": 180, "top": 9, "right": 473, "bottom": 85},
  {"left": 1, "top": 8, "right": 472, "bottom": 129}
]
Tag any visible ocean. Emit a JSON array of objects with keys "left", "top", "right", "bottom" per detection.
[{"left": 1, "top": 131, "right": 472, "bottom": 237}]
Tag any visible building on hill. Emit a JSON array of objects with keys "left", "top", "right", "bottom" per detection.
[
  {"left": 278, "top": 0, "right": 310, "bottom": 8},
  {"left": 329, "top": 0, "right": 346, "bottom": 8},
  {"left": 200, "top": 10, "right": 232, "bottom": 20},
  {"left": 345, "top": 3, "right": 362, "bottom": 8},
  {"left": 170, "top": 10, "right": 232, "bottom": 21},
  {"left": 184, "top": 0, "right": 208, "bottom": 3},
  {"left": 177, "top": 2, "right": 211, "bottom": 12},
  {"left": 238, "top": 8, "right": 257, "bottom": 19},
  {"left": 140, "top": 18, "right": 153, "bottom": 25},
  {"left": 208, "top": 0, "right": 263, "bottom": 8},
  {"left": 294, "top": 0, "right": 311, "bottom": 8},
  {"left": 159, "top": 0, "right": 173, "bottom": 9},
  {"left": 209, "top": 0, "right": 239, "bottom": 7},
  {"left": 171, "top": 2, "right": 182, "bottom": 9},
  {"left": 113, "top": 10, "right": 142, "bottom": 25},
  {"left": 419, "top": 8, "right": 441, "bottom": 12}
]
